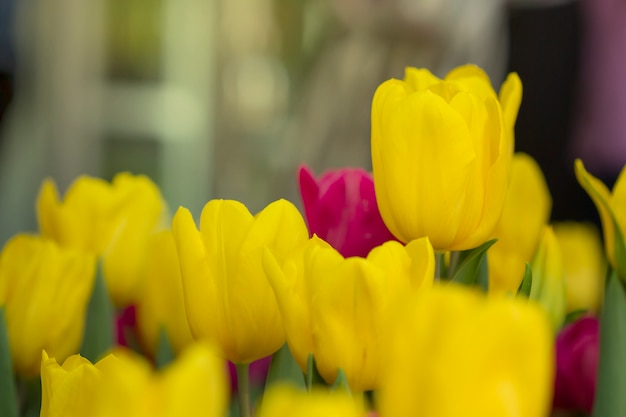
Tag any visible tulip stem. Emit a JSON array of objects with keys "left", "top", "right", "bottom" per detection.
[
  {"left": 236, "top": 363, "right": 252, "bottom": 417},
  {"left": 435, "top": 252, "right": 446, "bottom": 279}
]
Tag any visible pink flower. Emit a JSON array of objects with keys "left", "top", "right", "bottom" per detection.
[
  {"left": 228, "top": 356, "right": 272, "bottom": 392},
  {"left": 553, "top": 315, "right": 599, "bottom": 413},
  {"left": 298, "top": 165, "right": 397, "bottom": 258},
  {"left": 115, "top": 305, "right": 137, "bottom": 347}
]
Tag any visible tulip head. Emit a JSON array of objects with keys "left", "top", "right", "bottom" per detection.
[
  {"left": 489, "top": 153, "right": 552, "bottom": 294},
  {"left": 553, "top": 222, "right": 605, "bottom": 313},
  {"left": 37, "top": 173, "right": 168, "bottom": 307},
  {"left": 135, "top": 230, "right": 194, "bottom": 357},
  {"left": 264, "top": 235, "right": 434, "bottom": 391},
  {"left": 553, "top": 315, "right": 599, "bottom": 414},
  {"left": 256, "top": 384, "right": 364, "bottom": 417},
  {"left": 371, "top": 65, "right": 522, "bottom": 251},
  {"left": 575, "top": 160, "right": 626, "bottom": 273},
  {"left": 172, "top": 199, "right": 309, "bottom": 364},
  {"left": 0, "top": 234, "right": 96, "bottom": 377},
  {"left": 298, "top": 164, "right": 397, "bottom": 257},
  {"left": 379, "top": 283, "right": 554, "bottom": 417}
]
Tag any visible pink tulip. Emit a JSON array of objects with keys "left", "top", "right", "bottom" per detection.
[
  {"left": 298, "top": 165, "right": 397, "bottom": 258},
  {"left": 553, "top": 315, "right": 599, "bottom": 413},
  {"left": 115, "top": 305, "right": 137, "bottom": 347},
  {"left": 228, "top": 356, "right": 272, "bottom": 392}
]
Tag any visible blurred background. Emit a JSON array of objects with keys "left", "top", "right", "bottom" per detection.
[{"left": 0, "top": 0, "right": 623, "bottom": 245}]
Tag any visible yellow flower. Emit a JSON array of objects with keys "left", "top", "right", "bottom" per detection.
[
  {"left": 529, "top": 226, "right": 567, "bottom": 331},
  {"left": 41, "top": 343, "right": 228, "bottom": 417},
  {"left": 256, "top": 384, "right": 365, "bottom": 417},
  {"left": 172, "top": 199, "right": 309, "bottom": 364},
  {"left": 378, "top": 283, "right": 553, "bottom": 417},
  {"left": 553, "top": 222, "right": 605, "bottom": 313},
  {"left": 371, "top": 64, "right": 522, "bottom": 251},
  {"left": 264, "top": 236, "right": 434, "bottom": 391},
  {"left": 489, "top": 153, "right": 552, "bottom": 293},
  {"left": 135, "top": 230, "right": 194, "bottom": 357},
  {"left": 575, "top": 159, "right": 626, "bottom": 270},
  {"left": 37, "top": 173, "right": 168, "bottom": 307},
  {"left": 0, "top": 234, "right": 96, "bottom": 377}
]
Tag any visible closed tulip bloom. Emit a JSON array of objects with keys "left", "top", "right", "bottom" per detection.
[
  {"left": 489, "top": 153, "right": 552, "bottom": 293},
  {"left": 298, "top": 164, "right": 397, "bottom": 257},
  {"left": 575, "top": 159, "right": 626, "bottom": 270},
  {"left": 530, "top": 226, "right": 567, "bottom": 331},
  {"left": 264, "top": 235, "right": 434, "bottom": 391},
  {"left": 135, "top": 230, "right": 194, "bottom": 357},
  {"left": 257, "top": 384, "right": 365, "bottom": 417},
  {"left": 41, "top": 343, "right": 228, "bottom": 417},
  {"left": 37, "top": 173, "right": 168, "bottom": 307},
  {"left": 553, "top": 222, "right": 605, "bottom": 313},
  {"left": 0, "top": 234, "right": 96, "bottom": 377},
  {"left": 379, "top": 283, "right": 554, "bottom": 417},
  {"left": 371, "top": 64, "right": 522, "bottom": 251},
  {"left": 553, "top": 315, "right": 599, "bottom": 414},
  {"left": 172, "top": 199, "right": 309, "bottom": 364}
]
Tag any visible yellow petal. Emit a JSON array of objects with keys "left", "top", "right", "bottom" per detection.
[{"left": 257, "top": 384, "right": 364, "bottom": 417}]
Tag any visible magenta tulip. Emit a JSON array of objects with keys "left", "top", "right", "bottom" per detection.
[
  {"left": 298, "top": 165, "right": 397, "bottom": 258},
  {"left": 553, "top": 315, "right": 599, "bottom": 413}
]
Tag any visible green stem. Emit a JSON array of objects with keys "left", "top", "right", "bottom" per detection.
[
  {"left": 434, "top": 252, "right": 445, "bottom": 279},
  {"left": 447, "top": 251, "right": 461, "bottom": 278},
  {"left": 236, "top": 363, "right": 251, "bottom": 417}
]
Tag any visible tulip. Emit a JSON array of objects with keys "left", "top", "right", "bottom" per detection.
[
  {"left": 575, "top": 159, "right": 626, "bottom": 272},
  {"left": 0, "top": 234, "right": 96, "bottom": 377},
  {"left": 529, "top": 226, "right": 567, "bottom": 331},
  {"left": 172, "top": 199, "right": 309, "bottom": 364},
  {"left": 41, "top": 342, "right": 228, "bottom": 417},
  {"left": 264, "top": 235, "right": 434, "bottom": 391},
  {"left": 256, "top": 384, "right": 364, "bottom": 417},
  {"left": 297, "top": 164, "right": 397, "bottom": 257},
  {"left": 371, "top": 64, "right": 522, "bottom": 251},
  {"left": 553, "top": 222, "right": 605, "bottom": 313},
  {"left": 553, "top": 315, "right": 599, "bottom": 414},
  {"left": 489, "top": 153, "right": 552, "bottom": 293},
  {"left": 378, "top": 283, "right": 554, "bottom": 417},
  {"left": 135, "top": 230, "right": 194, "bottom": 357},
  {"left": 37, "top": 173, "right": 168, "bottom": 307}
]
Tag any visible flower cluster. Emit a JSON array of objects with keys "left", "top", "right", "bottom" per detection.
[{"left": 0, "top": 64, "right": 620, "bottom": 417}]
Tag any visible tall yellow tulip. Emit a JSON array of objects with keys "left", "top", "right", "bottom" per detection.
[
  {"left": 575, "top": 159, "right": 626, "bottom": 270},
  {"left": 135, "top": 230, "right": 194, "bottom": 357},
  {"left": 264, "top": 235, "right": 434, "bottom": 391},
  {"left": 553, "top": 222, "right": 605, "bottom": 313},
  {"left": 0, "top": 234, "right": 96, "bottom": 377},
  {"left": 489, "top": 153, "right": 552, "bottom": 293},
  {"left": 172, "top": 199, "right": 309, "bottom": 364},
  {"left": 37, "top": 173, "right": 168, "bottom": 307},
  {"left": 371, "top": 64, "right": 522, "bottom": 251},
  {"left": 256, "top": 384, "right": 364, "bottom": 417},
  {"left": 378, "top": 283, "right": 553, "bottom": 417}
]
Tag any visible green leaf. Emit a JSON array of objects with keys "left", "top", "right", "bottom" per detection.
[
  {"left": 155, "top": 327, "right": 175, "bottom": 369},
  {"left": 517, "top": 263, "right": 533, "bottom": 297},
  {"left": 450, "top": 239, "right": 497, "bottom": 288},
  {"left": 0, "top": 307, "right": 18, "bottom": 417},
  {"left": 264, "top": 344, "right": 305, "bottom": 390},
  {"left": 592, "top": 269, "right": 626, "bottom": 417},
  {"left": 305, "top": 353, "right": 326, "bottom": 390},
  {"left": 80, "top": 265, "right": 114, "bottom": 362},
  {"left": 613, "top": 223, "right": 626, "bottom": 283},
  {"left": 331, "top": 368, "right": 351, "bottom": 395}
]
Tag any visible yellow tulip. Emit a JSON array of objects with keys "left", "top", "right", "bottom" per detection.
[
  {"left": 575, "top": 159, "right": 626, "bottom": 270},
  {"left": 0, "top": 234, "right": 96, "bottom": 377},
  {"left": 41, "top": 343, "right": 228, "bottom": 417},
  {"left": 529, "top": 226, "right": 567, "bottom": 331},
  {"left": 135, "top": 230, "right": 194, "bottom": 357},
  {"left": 378, "top": 283, "right": 553, "bottom": 417},
  {"left": 553, "top": 222, "right": 605, "bottom": 313},
  {"left": 264, "top": 235, "right": 434, "bottom": 391},
  {"left": 37, "top": 173, "right": 168, "bottom": 307},
  {"left": 371, "top": 64, "right": 522, "bottom": 251},
  {"left": 489, "top": 153, "right": 552, "bottom": 293},
  {"left": 172, "top": 199, "right": 309, "bottom": 364},
  {"left": 256, "top": 384, "right": 365, "bottom": 417}
]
